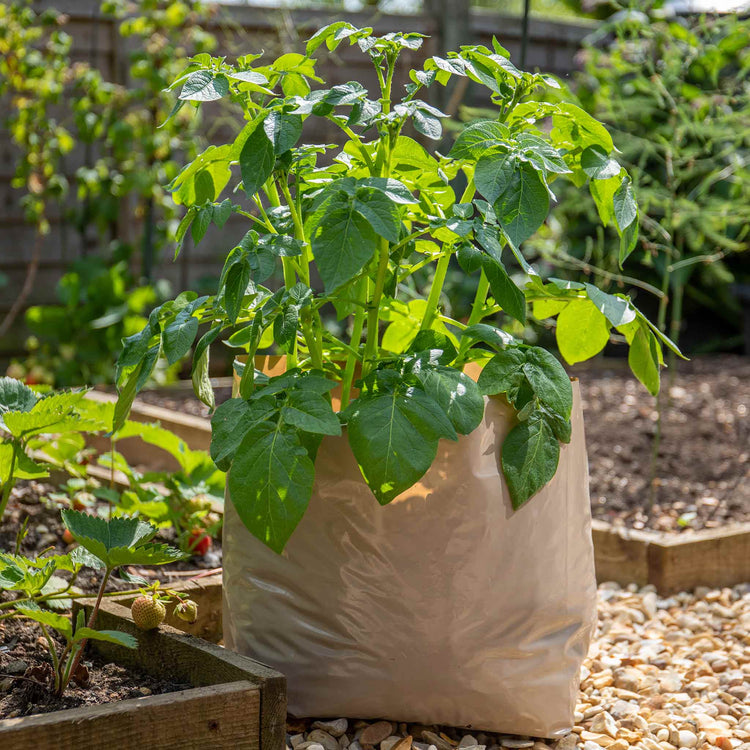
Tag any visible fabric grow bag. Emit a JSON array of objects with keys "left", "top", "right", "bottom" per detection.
[{"left": 223, "top": 380, "right": 596, "bottom": 738}]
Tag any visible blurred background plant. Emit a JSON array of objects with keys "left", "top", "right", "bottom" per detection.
[
  {"left": 0, "top": 0, "right": 217, "bottom": 386},
  {"left": 536, "top": 9, "right": 750, "bottom": 358}
]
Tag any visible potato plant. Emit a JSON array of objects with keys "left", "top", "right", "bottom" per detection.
[{"left": 114, "top": 24, "right": 680, "bottom": 553}]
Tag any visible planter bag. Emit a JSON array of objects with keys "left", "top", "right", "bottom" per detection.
[{"left": 223, "top": 383, "right": 596, "bottom": 738}]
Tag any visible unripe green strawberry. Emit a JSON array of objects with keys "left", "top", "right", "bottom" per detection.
[
  {"left": 174, "top": 600, "right": 198, "bottom": 624},
  {"left": 131, "top": 596, "right": 166, "bottom": 630}
]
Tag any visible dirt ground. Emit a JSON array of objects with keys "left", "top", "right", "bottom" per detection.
[{"left": 573, "top": 355, "right": 749, "bottom": 533}]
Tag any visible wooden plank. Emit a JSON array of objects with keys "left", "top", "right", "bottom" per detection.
[
  {"left": 648, "top": 523, "right": 750, "bottom": 595},
  {"left": 0, "top": 681, "right": 260, "bottom": 750},
  {"left": 591, "top": 519, "right": 654, "bottom": 587},
  {"left": 75, "top": 597, "right": 286, "bottom": 750}
]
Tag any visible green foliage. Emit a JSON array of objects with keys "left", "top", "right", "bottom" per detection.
[
  {"left": 1, "top": 512, "right": 182, "bottom": 697},
  {"left": 0, "top": 378, "right": 109, "bottom": 520},
  {"left": 1, "top": 0, "right": 217, "bottom": 378},
  {"left": 115, "top": 24, "right": 677, "bottom": 551},
  {"left": 14, "top": 254, "right": 172, "bottom": 388},
  {"left": 548, "top": 11, "right": 750, "bottom": 352}
]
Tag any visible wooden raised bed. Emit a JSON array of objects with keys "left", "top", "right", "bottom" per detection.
[
  {"left": 83, "top": 391, "right": 750, "bottom": 594},
  {"left": 591, "top": 519, "right": 750, "bottom": 594},
  {"left": 0, "top": 575, "right": 285, "bottom": 750}
]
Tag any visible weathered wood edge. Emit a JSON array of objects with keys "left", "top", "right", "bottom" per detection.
[
  {"left": 0, "top": 681, "right": 261, "bottom": 750},
  {"left": 592, "top": 519, "right": 750, "bottom": 593},
  {"left": 72, "top": 581, "right": 286, "bottom": 750}
]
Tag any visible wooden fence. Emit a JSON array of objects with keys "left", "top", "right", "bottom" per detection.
[{"left": 0, "top": 0, "right": 592, "bottom": 355}]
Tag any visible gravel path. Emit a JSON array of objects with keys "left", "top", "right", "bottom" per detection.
[{"left": 288, "top": 582, "right": 750, "bottom": 750}]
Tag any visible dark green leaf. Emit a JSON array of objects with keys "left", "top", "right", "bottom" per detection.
[
  {"left": 227, "top": 421, "right": 314, "bottom": 553},
  {"left": 521, "top": 347, "right": 573, "bottom": 419},
  {"left": 179, "top": 70, "right": 229, "bottom": 102},
  {"left": 502, "top": 415, "right": 560, "bottom": 509},
  {"left": 263, "top": 112, "right": 303, "bottom": 155},
  {"left": 346, "top": 385, "right": 457, "bottom": 505},
  {"left": 240, "top": 120, "right": 276, "bottom": 198},
  {"left": 354, "top": 189, "right": 401, "bottom": 244},
  {"left": 224, "top": 259, "right": 252, "bottom": 324},
  {"left": 482, "top": 256, "right": 526, "bottom": 324},
  {"left": 312, "top": 202, "right": 378, "bottom": 291},
  {"left": 211, "top": 397, "right": 278, "bottom": 471},
  {"left": 477, "top": 348, "right": 526, "bottom": 397},
  {"left": 581, "top": 145, "right": 621, "bottom": 180},
  {"left": 162, "top": 310, "right": 199, "bottom": 366},
  {"left": 414, "top": 365, "right": 484, "bottom": 435},
  {"left": 282, "top": 391, "right": 341, "bottom": 436}
]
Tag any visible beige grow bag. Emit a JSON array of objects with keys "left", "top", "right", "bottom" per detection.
[{"left": 223, "top": 364, "right": 596, "bottom": 738}]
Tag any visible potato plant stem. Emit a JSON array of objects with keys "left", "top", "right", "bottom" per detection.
[
  {"left": 420, "top": 251, "right": 452, "bottom": 331},
  {"left": 341, "top": 277, "right": 368, "bottom": 408},
  {"left": 363, "top": 237, "right": 391, "bottom": 375},
  {"left": 456, "top": 271, "right": 490, "bottom": 366}
]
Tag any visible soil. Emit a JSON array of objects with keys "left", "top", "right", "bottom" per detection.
[
  {"left": 572, "top": 355, "right": 749, "bottom": 533},
  {"left": 136, "top": 355, "right": 750, "bottom": 535},
  {"left": 0, "top": 617, "right": 190, "bottom": 719}
]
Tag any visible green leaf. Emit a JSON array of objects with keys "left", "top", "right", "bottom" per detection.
[
  {"left": 263, "top": 112, "right": 303, "bottom": 155},
  {"left": 449, "top": 120, "right": 510, "bottom": 160},
  {"left": 162, "top": 310, "right": 199, "bottom": 366},
  {"left": 354, "top": 189, "right": 401, "bottom": 243},
  {"left": 581, "top": 145, "right": 621, "bottom": 180},
  {"left": 61, "top": 510, "right": 186, "bottom": 569},
  {"left": 227, "top": 421, "right": 315, "bottom": 553},
  {"left": 477, "top": 348, "right": 526, "bottom": 397},
  {"left": 413, "top": 108, "right": 442, "bottom": 140},
  {"left": 628, "top": 326, "right": 660, "bottom": 396},
  {"left": 457, "top": 242, "right": 483, "bottom": 273},
  {"left": 413, "top": 365, "right": 484, "bottom": 435},
  {"left": 408, "top": 330, "right": 458, "bottom": 364},
  {"left": 210, "top": 397, "right": 277, "bottom": 471},
  {"left": 476, "top": 153, "right": 549, "bottom": 246},
  {"left": 0, "top": 443, "right": 47, "bottom": 484},
  {"left": 584, "top": 283, "right": 636, "bottom": 327},
  {"left": 461, "top": 323, "right": 515, "bottom": 352},
  {"left": 72, "top": 628, "right": 138, "bottom": 649},
  {"left": 358, "top": 178, "right": 415, "bottom": 204},
  {"left": 482, "top": 256, "right": 526, "bottom": 324},
  {"left": 613, "top": 176, "right": 637, "bottom": 231},
  {"left": 521, "top": 348, "right": 572, "bottom": 420},
  {"left": 240, "top": 120, "right": 276, "bottom": 198},
  {"left": 474, "top": 150, "right": 514, "bottom": 205},
  {"left": 282, "top": 391, "right": 341, "bottom": 436},
  {"left": 556, "top": 298, "right": 610, "bottom": 365},
  {"left": 346, "top": 382, "right": 457, "bottom": 505},
  {"left": 311, "top": 201, "right": 378, "bottom": 292},
  {"left": 192, "top": 335, "right": 214, "bottom": 410},
  {"left": 224, "top": 259, "right": 252, "bottom": 324},
  {"left": 0, "top": 377, "right": 38, "bottom": 419},
  {"left": 501, "top": 415, "right": 560, "bottom": 509},
  {"left": 18, "top": 606, "right": 72, "bottom": 639},
  {"left": 179, "top": 70, "right": 229, "bottom": 102}
]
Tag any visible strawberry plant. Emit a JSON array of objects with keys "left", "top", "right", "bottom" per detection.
[
  {"left": 114, "top": 23, "right": 680, "bottom": 553},
  {"left": 1, "top": 511, "right": 186, "bottom": 696},
  {"left": 0, "top": 377, "right": 109, "bottom": 520}
]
